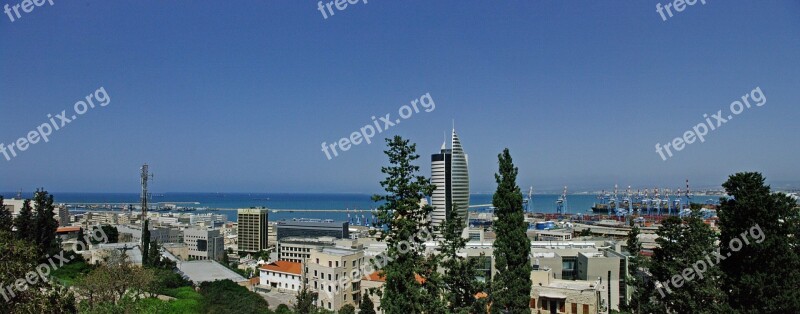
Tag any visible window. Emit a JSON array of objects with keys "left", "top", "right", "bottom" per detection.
[
  {"left": 336, "top": 261, "right": 339, "bottom": 267},
  {"left": 583, "top": 304, "right": 589, "bottom": 314},
  {"left": 571, "top": 303, "right": 577, "bottom": 313},
  {"left": 328, "top": 261, "right": 332, "bottom": 267}
]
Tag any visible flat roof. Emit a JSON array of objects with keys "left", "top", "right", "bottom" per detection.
[{"left": 177, "top": 260, "right": 247, "bottom": 283}]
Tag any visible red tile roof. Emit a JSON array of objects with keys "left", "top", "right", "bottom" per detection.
[
  {"left": 260, "top": 261, "right": 302, "bottom": 275},
  {"left": 363, "top": 271, "right": 425, "bottom": 284},
  {"left": 56, "top": 226, "right": 81, "bottom": 233}
]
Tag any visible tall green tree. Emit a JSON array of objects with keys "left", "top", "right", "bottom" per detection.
[
  {"left": 623, "top": 226, "right": 650, "bottom": 313},
  {"left": 13, "top": 199, "right": 35, "bottom": 243},
  {"left": 648, "top": 216, "right": 727, "bottom": 313},
  {"left": 490, "top": 149, "right": 531, "bottom": 313},
  {"left": 440, "top": 208, "right": 485, "bottom": 313},
  {"left": 33, "top": 189, "right": 59, "bottom": 257},
  {"left": 718, "top": 172, "right": 800, "bottom": 312},
  {"left": 359, "top": 293, "right": 376, "bottom": 314},
  {"left": 0, "top": 197, "right": 12, "bottom": 233},
  {"left": 372, "top": 136, "right": 442, "bottom": 313},
  {"left": 142, "top": 220, "right": 151, "bottom": 266}
]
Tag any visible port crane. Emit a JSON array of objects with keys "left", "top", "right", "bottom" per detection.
[{"left": 556, "top": 186, "right": 568, "bottom": 215}]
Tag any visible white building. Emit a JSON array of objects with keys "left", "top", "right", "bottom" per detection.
[
  {"left": 431, "top": 128, "right": 469, "bottom": 231},
  {"left": 259, "top": 260, "right": 303, "bottom": 292}
]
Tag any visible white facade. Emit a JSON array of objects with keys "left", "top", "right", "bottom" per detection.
[
  {"left": 259, "top": 261, "right": 303, "bottom": 292},
  {"left": 431, "top": 129, "right": 470, "bottom": 231}
]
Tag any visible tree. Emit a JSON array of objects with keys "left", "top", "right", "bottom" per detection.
[
  {"left": 440, "top": 208, "right": 484, "bottom": 313},
  {"left": 76, "top": 227, "right": 88, "bottom": 251},
  {"left": 33, "top": 189, "right": 59, "bottom": 257},
  {"left": 338, "top": 304, "right": 355, "bottom": 314},
  {"left": 490, "top": 149, "right": 531, "bottom": 313},
  {"left": 359, "top": 293, "right": 376, "bottom": 314},
  {"left": 718, "top": 172, "right": 800, "bottom": 312},
  {"left": 13, "top": 199, "right": 35, "bottom": 243},
  {"left": 0, "top": 230, "right": 78, "bottom": 313},
  {"left": 142, "top": 219, "right": 151, "bottom": 266},
  {"left": 75, "top": 250, "right": 156, "bottom": 308},
  {"left": 623, "top": 226, "right": 649, "bottom": 313},
  {"left": 647, "top": 216, "right": 727, "bottom": 313},
  {"left": 371, "top": 136, "right": 441, "bottom": 313},
  {"left": 199, "top": 279, "right": 272, "bottom": 314},
  {"left": 0, "top": 196, "right": 12, "bottom": 233},
  {"left": 275, "top": 304, "right": 293, "bottom": 314},
  {"left": 98, "top": 225, "right": 118, "bottom": 244},
  {"left": 294, "top": 286, "right": 318, "bottom": 313}
]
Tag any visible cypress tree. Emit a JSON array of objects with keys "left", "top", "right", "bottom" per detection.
[
  {"left": 0, "top": 196, "right": 12, "bottom": 233},
  {"left": 718, "top": 172, "right": 800, "bottom": 312},
  {"left": 490, "top": 148, "right": 531, "bottom": 313},
  {"left": 624, "top": 226, "right": 650, "bottom": 313},
  {"left": 14, "top": 199, "right": 35, "bottom": 243},
  {"left": 441, "top": 208, "right": 484, "bottom": 313},
  {"left": 142, "top": 220, "right": 151, "bottom": 266},
  {"left": 33, "top": 189, "right": 58, "bottom": 257},
  {"left": 359, "top": 292, "right": 376, "bottom": 314},
  {"left": 372, "top": 136, "right": 441, "bottom": 313}
]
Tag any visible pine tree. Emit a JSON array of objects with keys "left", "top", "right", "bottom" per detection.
[
  {"left": 359, "top": 292, "right": 376, "bottom": 314},
  {"left": 648, "top": 216, "right": 727, "bottom": 313},
  {"left": 33, "top": 189, "right": 58, "bottom": 257},
  {"left": 0, "top": 196, "right": 12, "bottom": 233},
  {"left": 441, "top": 208, "right": 484, "bottom": 313},
  {"left": 718, "top": 172, "right": 800, "bottom": 312},
  {"left": 490, "top": 149, "right": 531, "bottom": 313},
  {"left": 14, "top": 199, "right": 35, "bottom": 243},
  {"left": 372, "top": 136, "right": 442, "bottom": 313}
]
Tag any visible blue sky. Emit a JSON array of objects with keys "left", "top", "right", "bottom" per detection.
[{"left": 1, "top": 1, "right": 798, "bottom": 193}]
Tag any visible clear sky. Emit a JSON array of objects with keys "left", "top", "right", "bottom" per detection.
[{"left": 1, "top": 1, "right": 798, "bottom": 193}]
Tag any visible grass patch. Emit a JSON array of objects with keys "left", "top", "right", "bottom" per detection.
[{"left": 50, "top": 261, "right": 92, "bottom": 287}]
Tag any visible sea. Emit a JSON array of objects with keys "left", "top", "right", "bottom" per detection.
[{"left": 0, "top": 192, "right": 604, "bottom": 223}]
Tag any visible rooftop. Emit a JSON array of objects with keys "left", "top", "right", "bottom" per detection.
[
  {"left": 260, "top": 261, "right": 302, "bottom": 275},
  {"left": 177, "top": 260, "right": 247, "bottom": 284}
]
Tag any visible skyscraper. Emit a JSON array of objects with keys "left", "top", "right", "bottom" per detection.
[
  {"left": 431, "top": 128, "right": 469, "bottom": 231},
  {"left": 237, "top": 208, "right": 269, "bottom": 253}
]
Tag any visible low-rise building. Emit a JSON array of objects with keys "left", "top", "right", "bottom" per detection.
[
  {"left": 530, "top": 268, "right": 606, "bottom": 314},
  {"left": 259, "top": 261, "right": 303, "bottom": 292}
]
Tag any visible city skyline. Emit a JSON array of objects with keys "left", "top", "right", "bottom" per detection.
[{"left": 2, "top": 1, "right": 799, "bottom": 194}]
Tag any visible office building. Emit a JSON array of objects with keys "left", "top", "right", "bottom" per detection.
[
  {"left": 185, "top": 227, "right": 224, "bottom": 261},
  {"left": 431, "top": 128, "right": 469, "bottom": 231},
  {"left": 278, "top": 236, "right": 337, "bottom": 263},
  {"left": 237, "top": 208, "right": 269, "bottom": 253}
]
